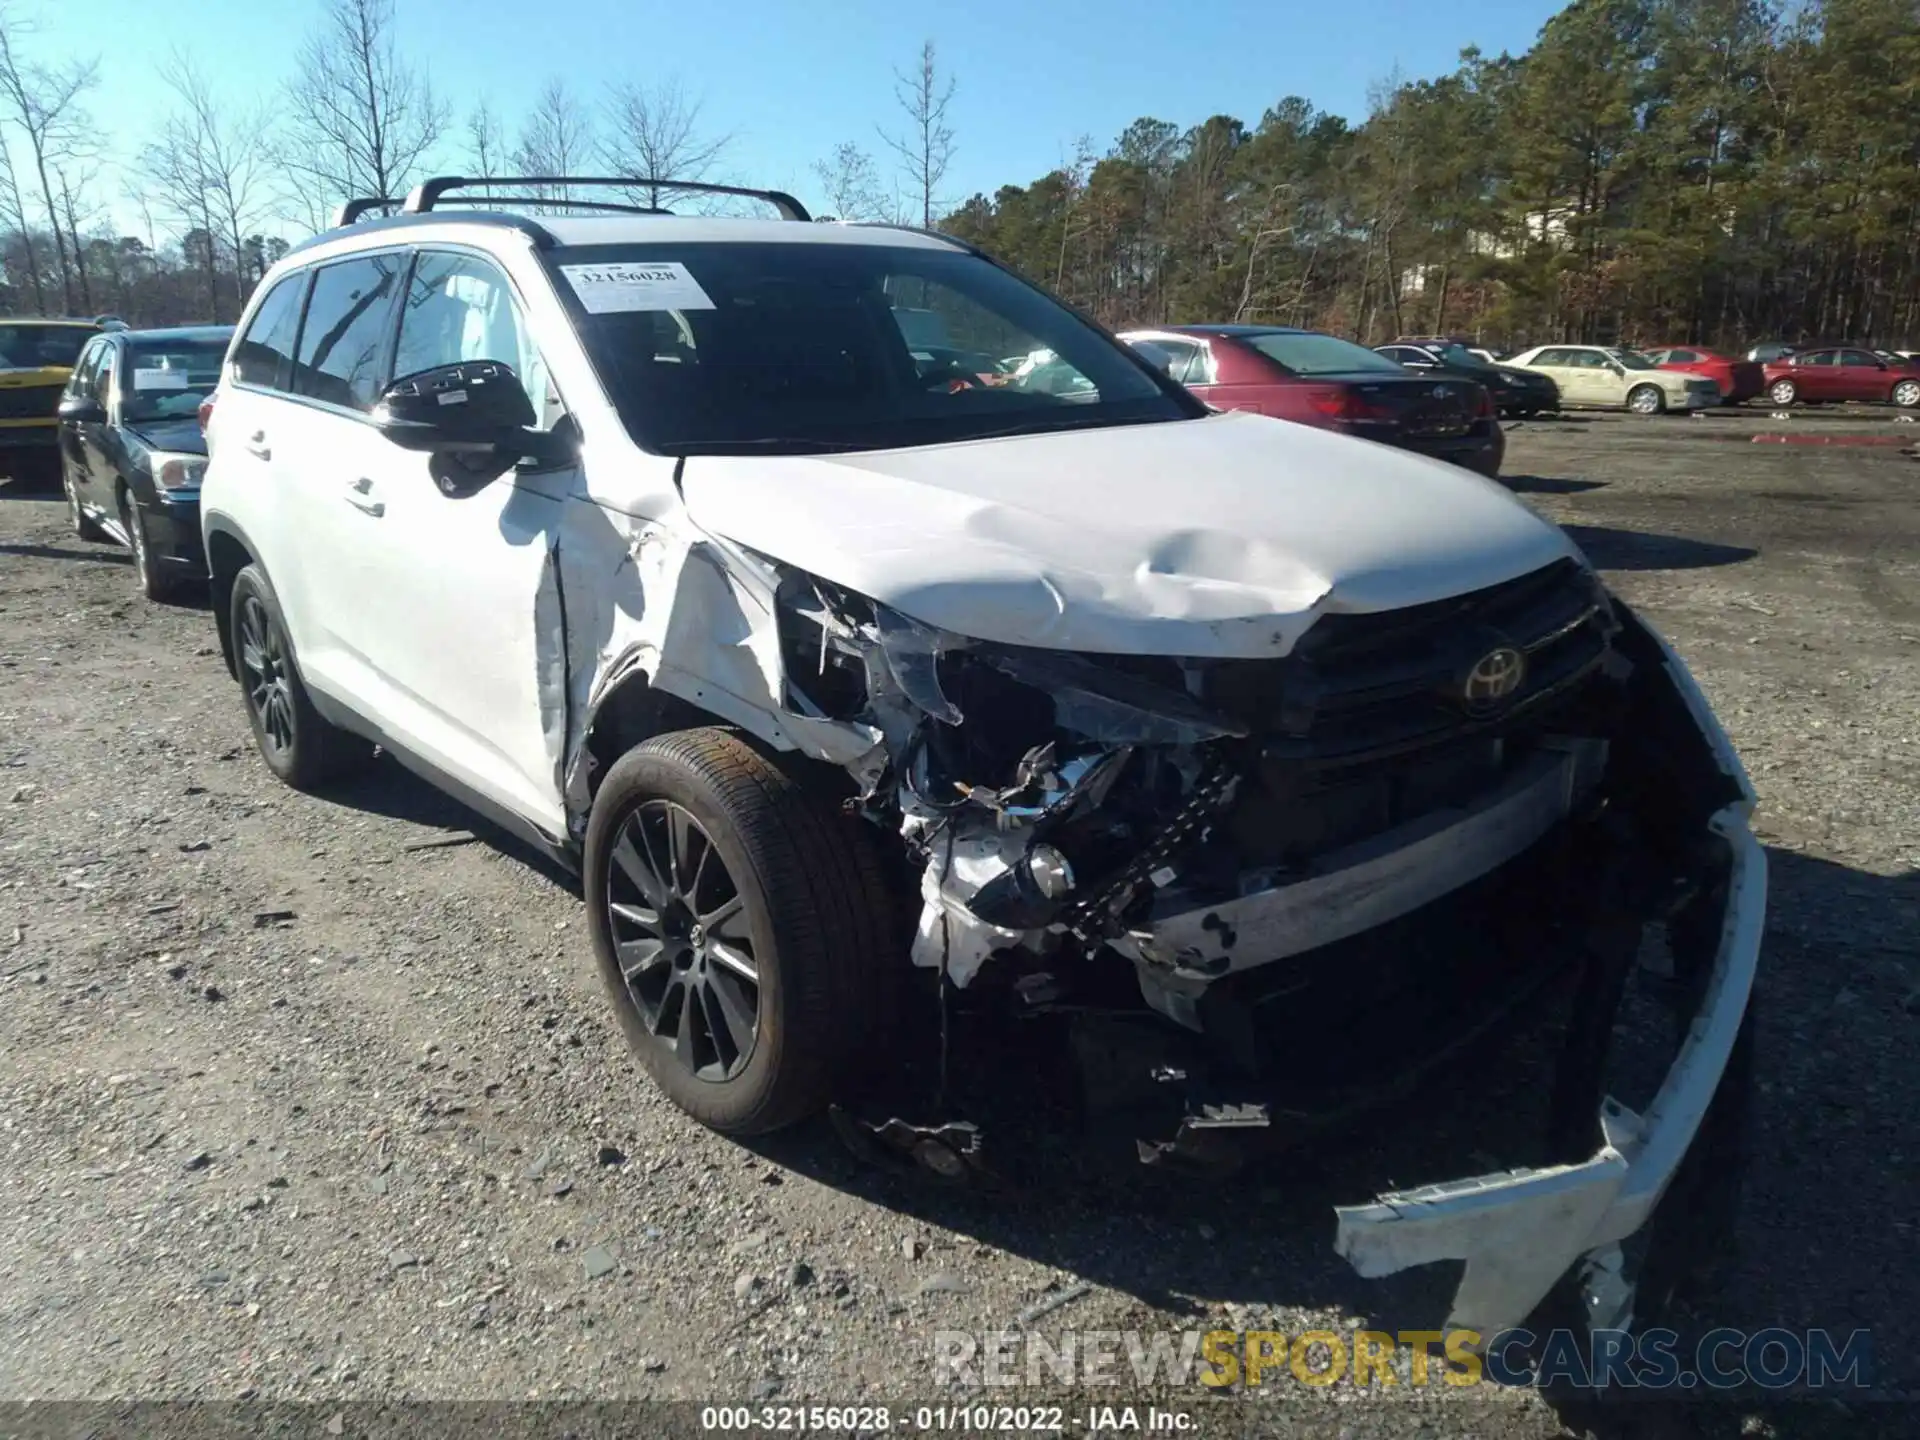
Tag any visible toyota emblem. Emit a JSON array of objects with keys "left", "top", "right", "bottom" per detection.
[
  {"left": 1461, "top": 646, "right": 1527, "bottom": 711},
  {"left": 1432, "top": 384, "right": 1452, "bottom": 399}
]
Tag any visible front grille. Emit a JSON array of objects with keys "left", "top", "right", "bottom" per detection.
[
  {"left": 1201, "top": 558, "right": 1616, "bottom": 767},
  {"left": 0, "top": 383, "right": 64, "bottom": 420}
]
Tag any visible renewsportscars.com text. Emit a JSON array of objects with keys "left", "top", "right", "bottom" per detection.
[{"left": 934, "top": 1326, "right": 1873, "bottom": 1391}]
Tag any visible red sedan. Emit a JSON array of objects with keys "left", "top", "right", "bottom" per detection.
[
  {"left": 1762, "top": 346, "right": 1920, "bottom": 408},
  {"left": 1638, "top": 346, "right": 1764, "bottom": 404},
  {"left": 1118, "top": 324, "right": 1504, "bottom": 477}
]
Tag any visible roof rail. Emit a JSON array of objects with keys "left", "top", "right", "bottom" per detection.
[
  {"left": 333, "top": 197, "right": 402, "bottom": 227},
  {"left": 400, "top": 176, "right": 811, "bottom": 222}
]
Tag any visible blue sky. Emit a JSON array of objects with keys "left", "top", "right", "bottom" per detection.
[{"left": 29, "top": 0, "right": 1565, "bottom": 236}]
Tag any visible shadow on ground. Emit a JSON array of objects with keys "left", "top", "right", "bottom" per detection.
[
  {"left": 1562, "top": 526, "right": 1758, "bottom": 571},
  {"left": 0, "top": 541, "right": 131, "bottom": 565},
  {"left": 1506, "top": 473, "right": 1609, "bottom": 495}
]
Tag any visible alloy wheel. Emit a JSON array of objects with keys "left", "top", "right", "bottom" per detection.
[
  {"left": 1769, "top": 381, "right": 1795, "bottom": 405},
  {"left": 1628, "top": 386, "right": 1661, "bottom": 415},
  {"left": 1894, "top": 379, "right": 1920, "bottom": 408},
  {"left": 238, "top": 594, "right": 296, "bottom": 759},
  {"left": 604, "top": 799, "right": 761, "bottom": 1083}
]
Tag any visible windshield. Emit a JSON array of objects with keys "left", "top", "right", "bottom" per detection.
[
  {"left": 1431, "top": 343, "right": 1490, "bottom": 370},
  {"left": 1243, "top": 331, "right": 1408, "bottom": 377},
  {"left": 0, "top": 323, "right": 94, "bottom": 370},
  {"left": 119, "top": 339, "right": 228, "bottom": 422},
  {"left": 552, "top": 242, "right": 1192, "bottom": 455},
  {"left": 1606, "top": 349, "right": 1659, "bottom": 371}
]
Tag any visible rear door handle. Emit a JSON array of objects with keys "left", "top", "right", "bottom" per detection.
[
  {"left": 344, "top": 477, "right": 384, "bottom": 517},
  {"left": 246, "top": 430, "right": 271, "bottom": 460}
]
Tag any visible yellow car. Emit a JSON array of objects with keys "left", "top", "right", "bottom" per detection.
[
  {"left": 0, "top": 319, "right": 103, "bottom": 485},
  {"left": 1504, "top": 344, "right": 1722, "bottom": 415}
]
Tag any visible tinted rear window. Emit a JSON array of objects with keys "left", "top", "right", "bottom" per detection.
[
  {"left": 1242, "top": 331, "right": 1407, "bottom": 377},
  {"left": 292, "top": 254, "right": 404, "bottom": 411},
  {"left": 234, "top": 274, "right": 307, "bottom": 390}
]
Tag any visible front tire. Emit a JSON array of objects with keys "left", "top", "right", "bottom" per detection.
[
  {"left": 121, "top": 493, "right": 179, "bottom": 602},
  {"left": 65, "top": 467, "right": 106, "bottom": 542},
  {"left": 229, "top": 563, "right": 372, "bottom": 791},
  {"left": 584, "top": 728, "right": 895, "bottom": 1135},
  {"left": 1626, "top": 384, "right": 1665, "bottom": 416},
  {"left": 1768, "top": 378, "right": 1797, "bottom": 406},
  {"left": 1893, "top": 378, "right": 1920, "bottom": 409}
]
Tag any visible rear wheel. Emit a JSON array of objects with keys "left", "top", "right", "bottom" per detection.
[
  {"left": 230, "top": 563, "right": 373, "bottom": 791},
  {"left": 1893, "top": 378, "right": 1920, "bottom": 409},
  {"left": 1626, "top": 384, "right": 1665, "bottom": 416},
  {"left": 584, "top": 728, "right": 896, "bottom": 1135},
  {"left": 1768, "top": 378, "right": 1797, "bottom": 406}
]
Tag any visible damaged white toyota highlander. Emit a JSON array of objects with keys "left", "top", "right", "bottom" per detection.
[{"left": 199, "top": 178, "right": 1764, "bottom": 1341}]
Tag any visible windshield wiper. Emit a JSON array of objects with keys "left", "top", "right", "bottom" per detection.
[
  {"left": 954, "top": 412, "right": 1175, "bottom": 444},
  {"left": 669, "top": 437, "right": 875, "bottom": 455}
]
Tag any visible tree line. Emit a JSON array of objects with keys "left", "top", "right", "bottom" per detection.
[
  {"left": 942, "top": 0, "right": 1920, "bottom": 350},
  {"left": 6, "top": 0, "right": 1914, "bottom": 352},
  {"left": 0, "top": 0, "right": 959, "bottom": 330}
]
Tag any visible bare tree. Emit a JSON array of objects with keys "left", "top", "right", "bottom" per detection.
[
  {"left": 280, "top": 0, "right": 446, "bottom": 219},
  {"left": 141, "top": 54, "right": 268, "bottom": 320},
  {"left": 464, "top": 100, "right": 505, "bottom": 195},
  {"left": 50, "top": 157, "right": 103, "bottom": 310},
  {"left": 512, "top": 79, "right": 594, "bottom": 212},
  {"left": 0, "top": 7, "right": 97, "bottom": 311},
  {"left": 812, "top": 141, "right": 886, "bottom": 222},
  {"left": 600, "top": 78, "right": 729, "bottom": 210},
  {"left": 0, "top": 116, "right": 39, "bottom": 308},
  {"left": 879, "top": 40, "right": 956, "bottom": 228}
]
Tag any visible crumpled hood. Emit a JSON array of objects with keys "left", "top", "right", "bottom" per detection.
[{"left": 680, "top": 410, "right": 1579, "bottom": 658}]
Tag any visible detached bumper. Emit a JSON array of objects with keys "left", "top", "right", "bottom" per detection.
[{"left": 1333, "top": 802, "right": 1765, "bottom": 1337}]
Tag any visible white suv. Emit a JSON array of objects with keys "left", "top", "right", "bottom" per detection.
[{"left": 201, "top": 178, "right": 1764, "bottom": 1337}]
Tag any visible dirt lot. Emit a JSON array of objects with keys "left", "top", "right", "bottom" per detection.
[{"left": 2, "top": 413, "right": 1916, "bottom": 1437}]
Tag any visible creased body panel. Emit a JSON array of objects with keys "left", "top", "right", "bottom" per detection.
[{"left": 680, "top": 411, "right": 1576, "bottom": 659}]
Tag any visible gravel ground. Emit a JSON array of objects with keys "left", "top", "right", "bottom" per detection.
[{"left": 1, "top": 416, "right": 1915, "bottom": 1438}]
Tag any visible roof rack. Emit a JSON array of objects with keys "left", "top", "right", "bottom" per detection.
[
  {"left": 333, "top": 197, "right": 402, "bottom": 227},
  {"left": 400, "top": 176, "right": 811, "bottom": 222}
]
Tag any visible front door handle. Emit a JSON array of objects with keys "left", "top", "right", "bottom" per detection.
[
  {"left": 246, "top": 430, "right": 271, "bottom": 460},
  {"left": 344, "top": 477, "right": 384, "bottom": 517}
]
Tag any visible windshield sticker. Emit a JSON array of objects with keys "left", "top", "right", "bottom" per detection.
[
  {"left": 133, "top": 369, "right": 192, "bottom": 390},
  {"left": 560, "top": 262, "right": 715, "bottom": 314}
]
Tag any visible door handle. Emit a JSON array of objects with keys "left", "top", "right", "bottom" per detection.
[
  {"left": 246, "top": 430, "right": 271, "bottom": 460},
  {"left": 344, "top": 477, "right": 384, "bottom": 517}
]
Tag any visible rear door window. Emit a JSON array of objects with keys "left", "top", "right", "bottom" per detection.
[
  {"left": 292, "top": 253, "right": 405, "bottom": 412},
  {"left": 234, "top": 273, "right": 309, "bottom": 391}
]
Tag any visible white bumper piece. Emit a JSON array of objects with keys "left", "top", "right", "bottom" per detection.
[{"left": 1332, "top": 803, "right": 1766, "bottom": 1337}]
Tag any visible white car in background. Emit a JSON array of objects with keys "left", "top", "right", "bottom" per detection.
[{"left": 1506, "top": 344, "right": 1720, "bottom": 415}]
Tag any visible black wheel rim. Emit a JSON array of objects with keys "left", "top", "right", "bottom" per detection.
[
  {"left": 605, "top": 800, "right": 760, "bottom": 1083},
  {"left": 238, "top": 594, "right": 296, "bottom": 759}
]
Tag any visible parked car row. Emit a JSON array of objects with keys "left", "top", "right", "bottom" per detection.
[
  {"left": 1119, "top": 324, "right": 1507, "bottom": 477},
  {"left": 2, "top": 179, "right": 1767, "bottom": 1343}
]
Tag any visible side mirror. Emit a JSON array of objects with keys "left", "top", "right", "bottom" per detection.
[
  {"left": 58, "top": 396, "right": 106, "bottom": 424},
  {"left": 1608, "top": 363, "right": 1626, "bottom": 377},
  {"left": 373, "top": 361, "right": 570, "bottom": 467},
  {"left": 1129, "top": 341, "right": 1174, "bottom": 376}
]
